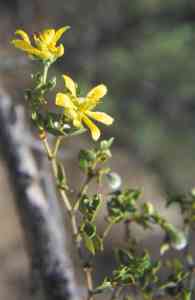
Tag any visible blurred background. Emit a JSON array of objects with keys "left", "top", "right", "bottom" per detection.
[{"left": 0, "top": 0, "right": 195, "bottom": 299}]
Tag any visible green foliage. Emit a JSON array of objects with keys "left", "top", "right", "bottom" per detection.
[
  {"left": 182, "top": 289, "right": 192, "bottom": 300},
  {"left": 79, "top": 149, "right": 97, "bottom": 171},
  {"left": 107, "top": 189, "right": 141, "bottom": 223},
  {"left": 113, "top": 250, "right": 159, "bottom": 286},
  {"left": 80, "top": 222, "right": 103, "bottom": 255},
  {"left": 79, "top": 137, "right": 114, "bottom": 172},
  {"left": 162, "top": 223, "right": 187, "bottom": 252},
  {"left": 95, "top": 250, "right": 160, "bottom": 297},
  {"left": 159, "top": 259, "right": 190, "bottom": 298},
  {"left": 79, "top": 193, "right": 101, "bottom": 222}
]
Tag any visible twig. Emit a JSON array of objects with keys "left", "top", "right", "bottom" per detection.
[
  {"left": 110, "top": 286, "right": 122, "bottom": 300},
  {"left": 103, "top": 222, "right": 114, "bottom": 239},
  {"left": 83, "top": 265, "right": 94, "bottom": 300}
]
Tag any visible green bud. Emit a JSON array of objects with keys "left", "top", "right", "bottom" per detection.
[
  {"left": 191, "top": 188, "right": 195, "bottom": 198},
  {"left": 160, "top": 243, "right": 170, "bottom": 255},
  {"left": 100, "top": 138, "right": 114, "bottom": 150},
  {"left": 47, "top": 77, "right": 57, "bottom": 89},
  {"left": 164, "top": 224, "right": 187, "bottom": 250},
  {"left": 142, "top": 202, "right": 154, "bottom": 215}
]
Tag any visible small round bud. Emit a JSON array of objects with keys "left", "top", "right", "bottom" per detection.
[
  {"left": 54, "top": 121, "right": 59, "bottom": 128},
  {"left": 171, "top": 230, "right": 188, "bottom": 250},
  {"left": 191, "top": 188, "right": 195, "bottom": 197},
  {"left": 165, "top": 224, "right": 187, "bottom": 250},
  {"left": 63, "top": 124, "right": 71, "bottom": 130},
  {"left": 48, "top": 77, "right": 57, "bottom": 89},
  {"left": 106, "top": 172, "right": 122, "bottom": 191}
]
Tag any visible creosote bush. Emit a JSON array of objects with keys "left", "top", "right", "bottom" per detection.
[{"left": 11, "top": 26, "right": 195, "bottom": 300}]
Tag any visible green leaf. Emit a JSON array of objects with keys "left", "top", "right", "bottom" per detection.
[
  {"left": 56, "top": 162, "right": 68, "bottom": 190},
  {"left": 94, "top": 278, "right": 112, "bottom": 294},
  {"left": 93, "top": 235, "right": 104, "bottom": 252},
  {"left": 116, "top": 249, "right": 132, "bottom": 265},
  {"left": 78, "top": 149, "right": 96, "bottom": 170},
  {"left": 182, "top": 289, "right": 192, "bottom": 300},
  {"left": 79, "top": 193, "right": 101, "bottom": 222},
  {"left": 160, "top": 243, "right": 170, "bottom": 255},
  {"left": 82, "top": 232, "right": 96, "bottom": 255},
  {"left": 100, "top": 137, "right": 114, "bottom": 150},
  {"left": 107, "top": 189, "right": 141, "bottom": 223},
  {"left": 80, "top": 222, "right": 103, "bottom": 255},
  {"left": 47, "top": 76, "right": 56, "bottom": 90},
  {"left": 44, "top": 113, "right": 70, "bottom": 136},
  {"left": 112, "top": 251, "right": 155, "bottom": 286},
  {"left": 82, "top": 222, "right": 97, "bottom": 239},
  {"left": 31, "top": 111, "right": 45, "bottom": 130}
]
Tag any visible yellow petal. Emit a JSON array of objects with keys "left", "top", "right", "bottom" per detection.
[
  {"left": 82, "top": 84, "right": 108, "bottom": 111},
  {"left": 62, "top": 75, "right": 77, "bottom": 96},
  {"left": 33, "top": 34, "right": 42, "bottom": 48},
  {"left": 11, "top": 40, "right": 42, "bottom": 56},
  {"left": 82, "top": 115, "right": 101, "bottom": 141},
  {"left": 53, "top": 26, "right": 70, "bottom": 44},
  {"left": 48, "top": 44, "right": 64, "bottom": 58},
  {"left": 15, "top": 30, "right": 31, "bottom": 44},
  {"left": 56, "top": 44, "right": 64, "bottom": 57},
  {"left": 85, "top": 111, "right": 114, "bottom": 125},
  {"left": 39, "top": 29, "right": 55, "bottom": 44},
  {"left": 38, "top": 50, "right": 53, "bottom": 60},
  {"left": 87, "top": 84, "right": 107, "bottom": 100},
  {"left": 55, "top": 93, "right": 75, "bottom": 109},
  {"left": 73, "top": 119, "right": 82, "bottom": 128}
]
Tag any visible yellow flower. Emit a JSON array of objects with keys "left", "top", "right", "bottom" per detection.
[
  {"left": 55, "top": 75, "right": 114, "bottom": 140},
  {"left": 11, "top": 26, "right": 70, "bottom": 61}
]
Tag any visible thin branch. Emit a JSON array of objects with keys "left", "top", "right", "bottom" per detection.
[{"left": 84, "top": 265, "right": 94, "bottom": 300}]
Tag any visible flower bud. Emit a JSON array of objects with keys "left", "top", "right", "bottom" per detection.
[
  {"left": 143, "top": 202, "right": 154, "bottom": 215},
  {"left": 106, "top": 172, "right": 122, "bottom": 191},
  {"left": 47, "top": 77, "right": 56, "bottom": 89},
  {"left": 191, "top": 187, "right": 195, "bottom": 198},
  {"left": 165, "top": 224, "right": 187, "bottom": 250}
]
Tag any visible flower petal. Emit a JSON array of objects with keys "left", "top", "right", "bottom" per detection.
[
  {"left": 39, "top": 29, "right": 55, "bottom": 44},
  {"left": 55, "top": 93, "right": 75, "bottom": 108},
  {"left": 15, "top": 30, "right": 31, "bottom": 44},
  {"left": 85, "top": 111, "right": 114, "bottom": 125},
  {"left": 11, "top": 40, "right": 42, "bottom": 56},
  {"left": 87, "top": 84, "right": 107, "bottom": 100},
  {"left": 82, "top": 115, "right": 101, "bottom": 141},
  {"left": 56, "top": 44, "right": 64, "bottom": 57},
  {"left": 82, "top": 84, "right": 108, "bottom": 110},
  {"left": 53, "top": 26, "right": 70, "bottom": 44},
  {"left": 62, "top": 75, "right": 77, "bottom": 96},
  {"left": 73, "top": 119, "right": 82, "bottom": 128}
]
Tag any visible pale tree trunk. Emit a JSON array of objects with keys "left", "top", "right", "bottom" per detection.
[{"left": 0, "top": 88, "right": 81, "bottom": 300}]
